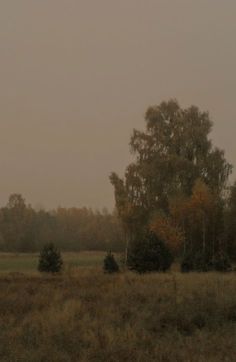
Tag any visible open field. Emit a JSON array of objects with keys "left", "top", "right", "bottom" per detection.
[
  {"left": 0, "top": 251, "right": 108, "bottom": 273},
  {"left": 0, "top": 269, "right": 236, "bottom": 361}
]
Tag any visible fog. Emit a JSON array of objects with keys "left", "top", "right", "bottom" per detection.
[{"left": 1, "top": 0, "right": 236, "bottom": 209}]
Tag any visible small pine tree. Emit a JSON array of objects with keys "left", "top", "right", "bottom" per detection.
[
  {"left": 38, "top": 243, "right": 63, "bottom": 273},
  {"left": 128, "top": 230, "right": 173, "bottom": 273},
  {"left": 103, "top": 251, "right": 119, "bottom": 273}
]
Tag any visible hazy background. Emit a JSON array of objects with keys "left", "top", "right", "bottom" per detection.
[{"left": 1, "top": 0, "right": 236, "bottom": 210}]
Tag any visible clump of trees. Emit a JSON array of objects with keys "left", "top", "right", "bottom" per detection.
[
  {"left": 0, "top": 195, "right": 123, "bottom": 252},
  {"left": 110, "top": 99, "right": 234, "bottom": 272}
]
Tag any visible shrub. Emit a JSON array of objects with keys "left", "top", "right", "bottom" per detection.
[
  {"left": 211, "top": 253, "right": 232, "bottom": 272},
  {"left": 193, "top": 252, "right": 210, "bottom": 272},
  {"left": 181, "top": 252, "right": 210, "bottom": 272},
  {"left": 181, "top": 254, "right": 194, "bottom": 273},
  {"left": 38, "top": 243, "right": 63, "bottom": 273},
  {"left": 181, "top": 251, "right": 232, "bottom": 272},
  {"left": 103, "top": 251, "right": 119, "bottom": 273},
  {"left": 128, "top": 230, "right": 173, "bottom": 273}
]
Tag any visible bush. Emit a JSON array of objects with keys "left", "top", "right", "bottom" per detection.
[
  {"left": 181, "top": 252, "right": 210, "bottom": 272},
  {"left": 181, "top": 251, "right": 232, "bottom": 272},
  {"left": 128, "top": 230, "right": 173, "bottom": 273},
  {"left": 193, "top": 252, "right": 210, "bottom": 272},
  {"left": 38, "top": 243, "right": 63, "bottom": 273},
  {"left": 211, "top": 253, "right": 232, "bottom": 272},
  {"left": 181, "top": 254, "right": 194, "bottom": 273},
  {"left": 103, "top": 251, "right": 119, "bottom": 273}
]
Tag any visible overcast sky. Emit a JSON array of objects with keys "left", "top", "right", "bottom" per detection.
[{"left": 1, "top": 0, "right": 236, "bottom": 210}]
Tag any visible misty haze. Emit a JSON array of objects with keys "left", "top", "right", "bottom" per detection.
[
  {"left": 1, "top": 1, "right": 236, "bottom": 210},
  {"left": 1, "top": 1, "right": 236, "bottom": 361}
]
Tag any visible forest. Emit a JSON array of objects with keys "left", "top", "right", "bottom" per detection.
[
  {"left": 1, "top": 100, "right": 236, "bottom": 273},
  {"left": 1, "top": 100, "right": 236, "bottom": 362},
  {"left": 0, "top": 195, "right": 123, "bottom": 252}
]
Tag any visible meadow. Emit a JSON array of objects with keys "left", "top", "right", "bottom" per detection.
[
  {"left": 0, "top": 251, "right": 106, "bottom": 273},
  {"left": 0, "top": 254, "right": 236, "bottom": 362}
]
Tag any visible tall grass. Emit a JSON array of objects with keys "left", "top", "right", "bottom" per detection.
[{"left": 0, "top": 270, "right": 236, "bottom": 361}]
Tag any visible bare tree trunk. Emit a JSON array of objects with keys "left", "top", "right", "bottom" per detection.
[
  {"left": 125, "top": 232, "right": 129, "bottom": 267},
  {"left": 183, "top": 220, "right": 186, "bottom": 256},
  {"left": 202, "top": 215, "right": 206, "bottom": 254}
]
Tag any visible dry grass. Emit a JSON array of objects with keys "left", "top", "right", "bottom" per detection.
[{"left": 0, "top": 269, "right": 236, "bottom": 361}]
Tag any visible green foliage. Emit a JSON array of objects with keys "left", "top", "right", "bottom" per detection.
[
  {"left": 181, "top": 254, "right": 195, "bottom": 273},
  {"left": 110, "top": 100, "right": 232, "bottom": 271},
  {"left": 181, "top": 251, "right": 215, "bottom": 272},
  {"left": 111, "top": 100, "right": 232, "bottom": 223},
  {"left": 192, "top": 252, "right": 210, "bottom": 272},
  {"left": 38, "top": 243, "right": 63, "bottom": 273},
  {"left": 211, "top": 253, "right": 232, "bottom": 272},
  {"left": 128, "top": 230, "right": 173, "bottom": 273},
  {"left": 181, "top": 252, "right": 232, "bottom": 272},
  {"left": 103, "top": 251, "right": 119, "bottom": 273}
]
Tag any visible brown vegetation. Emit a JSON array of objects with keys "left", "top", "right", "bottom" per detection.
[
  {"left": 1, "top": 269, "right": 236, "bottom": 361},
  {"left": 0, "top": 194, "right": 123, "bottom": 252}
]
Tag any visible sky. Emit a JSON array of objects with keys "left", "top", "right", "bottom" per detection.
[{"left": 1, "top": 0, "right": 236, "bottom": 210}]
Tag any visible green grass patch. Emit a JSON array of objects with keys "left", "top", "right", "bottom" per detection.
[{"left": 0, "top": 251, "right": 109, "bottom": 273}]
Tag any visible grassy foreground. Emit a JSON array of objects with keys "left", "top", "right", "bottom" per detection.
[{"left": 0, "top": 269, "right": 236, "bottom": 361}]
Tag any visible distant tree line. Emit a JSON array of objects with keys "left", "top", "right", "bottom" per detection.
[
  {"left": 110, "top": 100, "right": 236, "bottom": 271},
  {"left": 2, "top": 99, "right": 236, "bottom": 272},
  {"left": 0, "top": 194, "right": 123, "bottom": 252}
]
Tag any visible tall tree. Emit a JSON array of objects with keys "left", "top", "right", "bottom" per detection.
[
  {"left": 110, "top": 100, "right": 232, "bottom": 264},
  {"left": 111, "top": 99, "right": 232, "bottom": 226}
]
